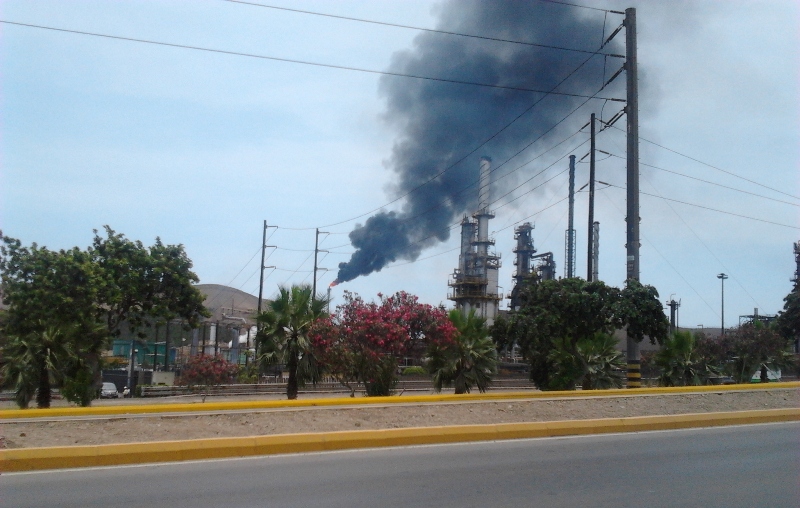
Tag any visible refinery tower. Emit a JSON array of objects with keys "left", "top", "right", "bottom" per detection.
[{"left": 448, "top": 157, "right": 502, "bottom": 324}]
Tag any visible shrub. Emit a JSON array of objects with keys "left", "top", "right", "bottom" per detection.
[
  {"left": 180, "top": 354, "right": 239, "bottom": 402},
  {"left": 401, "top": 366, "right": 426, "bottom": 376}
]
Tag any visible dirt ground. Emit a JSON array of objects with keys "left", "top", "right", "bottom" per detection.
[{"left": 1, "top": 388, "right": 797, "bottom": 449}]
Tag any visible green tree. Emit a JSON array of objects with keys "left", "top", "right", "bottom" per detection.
[
  {"left": 427, "top": 309, "right": 497, "bottom": 394},
  {"left": 722, "top": 322, "right": 794, "bottom": 383},
  {"left": 491, "top": 278, "right": 668, "bottom": 390},
  {"left": 0, "top": 228, "right": 208, "bottom": 405},
  {"left": 0, "top": 236, "right": 101, "bottom": 341},
  {"left": 90, "top": 227, "right": 208, "bottom": 340},
  {"left": 776, "top": 286, "right": 800, "bottom": 351},
  {"left": 256, "top": 285, "right": 328, "bottom": 400},
  {"left": 1, "top": 326, "right": 77, "bottom": 408},
  {"left": 655, "top": 331, "right": 720, "bottom": 386}
]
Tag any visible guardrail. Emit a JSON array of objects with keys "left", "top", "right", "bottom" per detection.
[{"left": 137, "top": 378, "right": 537, "bottom": 398}]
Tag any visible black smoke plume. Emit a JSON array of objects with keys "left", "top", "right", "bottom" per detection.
[{"left": 337, "top": 0, "right": 624, "bottom": 283}]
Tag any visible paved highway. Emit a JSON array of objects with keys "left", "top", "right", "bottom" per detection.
[{"left": 3, "top": 422, "right": 798, "bottom": 508}]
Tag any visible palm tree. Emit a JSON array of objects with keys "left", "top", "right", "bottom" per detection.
[
  {"left": 256, "top": 285, "right": 328, "bottom": 400},
  {"left": 578, "top": 333, "right": 625, "bottom": 389},
  {"left": 1, "top": 325, "right": 76, "bottom": 408},
  {"left": 655, "top": 331, "right": 719, "bottom": 386},
  {"left": 428, "top": 309, "right": 497, "bottom": 394}
]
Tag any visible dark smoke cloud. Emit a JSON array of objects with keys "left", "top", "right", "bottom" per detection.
[{"left": 337, "top": 0, "right": 624, "bottom": 283}]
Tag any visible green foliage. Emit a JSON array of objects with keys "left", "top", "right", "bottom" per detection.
[
  {"left": 543, "top": 334, "right": 624, "bottom": 390},
  {"left": 237, "top": 362, "right": 259, "bottom": 384},
  {"left": 427, "top": 310, "right": 497, "bottom": 394},
  {"left": 655, "top": 331, "right": 720, "bottom": 386},
  {"left": 401, "top": 366, "right": 426, "bottom": 376},
  {"left": 491, "top": 278, "right": 668, "bottom": 390},
  {"left": 0, "top": 228, "right": 208, "bottom": 407},
  {"left": 256, "top": 285, "right": 328, "bottom": 400},
  {"left": 577, "top": 333, "right": 625, "bottom": 390},
  {"left": 61, "top": 365, "right": 96, "bottom": 407},
  {"left": 777, "top": 286, "right": 800, "bottom": 344},
  {"left": 364, "top": 356, "right": 398, "bottom": 397},
  {"left": 1, "top": 325, "right": 77, "bottom": 408},
  {"left": 90, "top": 226, "right": 209, "bottom": 338},
  {"left": 722, "top": 322, "right": 794, "bottom": 383}
]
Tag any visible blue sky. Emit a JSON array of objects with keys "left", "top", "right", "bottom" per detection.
[{"left": 1, "top": 0, "right": 798, "bottom": 331}]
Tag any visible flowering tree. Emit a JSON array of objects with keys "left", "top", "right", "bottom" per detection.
[
  {"left": 179, "top": 354, "right": 239, "bottom": 402},
  {"left": 311, "top": 291, "right": 456, "bottom": 396}
]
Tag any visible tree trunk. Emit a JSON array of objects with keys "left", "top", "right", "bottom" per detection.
[
  {"left": 760, "top": 365, "right": 769, "bottom": 383},
  {"left": 286, "top": 353, "right": 299, "bottom": 400},
  {"left": 36, "top": 362, "right": 51, "bottom": 409}
]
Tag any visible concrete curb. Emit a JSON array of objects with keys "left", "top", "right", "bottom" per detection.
[
  {"left": 2, "top": 381, "right": 797, "bottom": 420},
  {"left": 2, "top": 408, "right": 798, "bottom": 472}
]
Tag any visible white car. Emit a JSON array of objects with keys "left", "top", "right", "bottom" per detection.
[{"left": 100, "top": 382, "right": 120, "bottom": 398}]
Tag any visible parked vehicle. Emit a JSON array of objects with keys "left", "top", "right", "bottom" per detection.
[{"left": 100, "top": 382, "right": 120, "bottom": 398}]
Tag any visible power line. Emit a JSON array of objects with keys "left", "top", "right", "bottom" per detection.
[
  {"left": 224, "top": 0, "right": 624, "bottom": 58},
  {"left": 597, "top": 188, "right": 720, "bottom": 317},
  {"left": 607, "top": 124, "right": 800, "bottom": 201},
  {"left": 535, "top": 0, "right": 625, "bottom": 14},
  {"left": 601, "top": 182, "right": 800, "bottom": 230},
  {"left": 0, "top": 20, "right": 624, "bottom": 102},
  {"left": 605, "top": 152, "right": 799, "bottom": 208},
  {"left": 5, "top": 10, "right": 611, "bottom": 236},
  {"left": 638, "top": 173, "right": 763, "bottom": 310},
  {"left": 280, "top": 50, "right": 609, "bottom": 231}
]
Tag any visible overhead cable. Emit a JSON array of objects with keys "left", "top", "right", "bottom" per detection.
[
  {"left": 0, "top": 20, "right": 623, "bottom": 102},
  {"left": 224, "top": 0, "right": 624, "bottom": 58}
]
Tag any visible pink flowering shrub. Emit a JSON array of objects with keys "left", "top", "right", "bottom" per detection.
[
  {"left": 178, "top": 354, "right": 239, "bottom": 402},
  {"left": 311, "top": 291, "right": 456, "bottom": 396}
]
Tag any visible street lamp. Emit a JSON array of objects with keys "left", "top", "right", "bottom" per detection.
[{"left": 717, "top": 273, "right": 728, "bottom": 336}]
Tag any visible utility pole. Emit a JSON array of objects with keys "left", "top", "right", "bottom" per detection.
[
  {"left": 256, "top": 221, "right": 278, "bottom": 317},
  {"left": 164, "top": 320, "right": 171, "bottom": 371},
  {"left": 587, "top": 113, "right": 596, "bottom": 281},
  {"left": 717, "top": 273, "right": 728, "bottom": 336},
  {"left": 624, "top": 7, "right": 641, "bottom": 389},
  {"left": 565, "top": 155, "right": 576, "bottom": 278},
  {"left": 592, "top": 221, "right": 599, "bottom": 282},
  {"left": 255, "top": 220, "right": 276, "bottom": 364},
  {"left": 312, "top": 228, "right": 329, "bottom": 301}
]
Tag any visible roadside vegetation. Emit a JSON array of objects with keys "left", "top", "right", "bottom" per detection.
[
  {"left": 3, "top": 229, "right": 798, "bottom": 408},
  {"left": 0, "top": 228, "right": 208, "bottom": 408}
]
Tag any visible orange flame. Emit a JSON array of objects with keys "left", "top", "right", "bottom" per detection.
[{"left": 329, "top": 280, "right": 339, "bottom": 288}]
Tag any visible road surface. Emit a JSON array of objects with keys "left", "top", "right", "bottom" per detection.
[{"left": 3, "top": 422, "right": 798, "bottom": 508}]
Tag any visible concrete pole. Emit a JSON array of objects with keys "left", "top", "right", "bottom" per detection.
[
  {"left": 588, "top": 113, "right": 596, "bottom": 281},
  {"left": 566, "top": 155, "right": 576, "bottom": 278},
  {"left": 313, "top": 228, "right": 320, "bottom": 301},
  {"left": 718, "top": 273, "right": 728, "bottom": 336},
  {"left": 625, "top": 7, "right": 642, "bottom": 388}
]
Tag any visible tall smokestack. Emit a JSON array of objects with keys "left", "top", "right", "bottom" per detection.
[
  {"left": 336, "top": 1, "right": 624, "bottom": 284},
  {"left": 478, "top": 156, "right": 492, "bottom": 211}
]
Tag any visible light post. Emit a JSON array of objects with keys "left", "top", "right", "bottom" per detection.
[{"left": 717, "top": 273, "right": 728, "bottom": 336}]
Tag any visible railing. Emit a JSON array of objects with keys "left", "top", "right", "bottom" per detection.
[{"left": 136, "top": 378, "right": 537, "bottom": 398}]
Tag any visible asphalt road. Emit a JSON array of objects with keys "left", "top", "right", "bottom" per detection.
[{"left": 3, "top": 422, "right": 799, "bottom": 508}]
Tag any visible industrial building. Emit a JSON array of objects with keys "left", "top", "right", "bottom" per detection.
[
  {"left": 507, "top": 223, "right": 556, "bottom": 310},
  {"left": 448, "top": 157, "right": 502, "bottom": 324}
]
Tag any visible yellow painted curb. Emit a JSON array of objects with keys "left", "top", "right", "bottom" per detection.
[
  {"left": 2, "top": 382, "right": 797, "bottom": 420},
  {"left": 2, "top": 408, "right": 798, "bottom": 473}
]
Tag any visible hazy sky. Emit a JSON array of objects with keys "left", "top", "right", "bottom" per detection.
[{"left": 1, "top": 0, "right": 798, "bottom": 331}]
